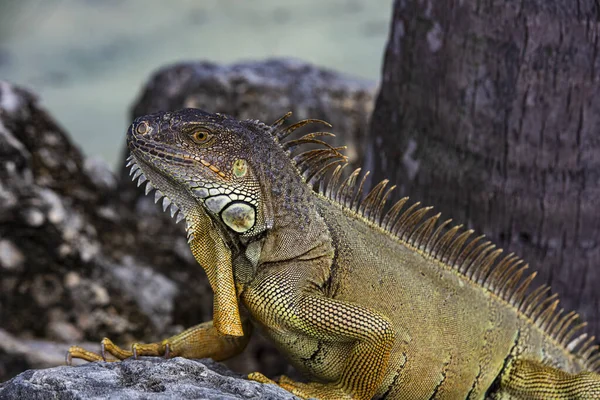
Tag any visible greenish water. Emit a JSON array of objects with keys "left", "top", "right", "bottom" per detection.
[{"left": 0, "top": 0, "right": 392, "bottom": 168}]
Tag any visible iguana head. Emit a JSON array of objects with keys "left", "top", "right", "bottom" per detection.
[
  {"left": 127, "top": 108, "right": 276, "bottom": 239},
  {"left": 127, "top": 108, "right": 294, "bottom": 336}
]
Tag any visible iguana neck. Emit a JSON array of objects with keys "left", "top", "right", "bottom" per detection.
[{"left": 252, "top": 149, "right": 332, "bottom": 265}]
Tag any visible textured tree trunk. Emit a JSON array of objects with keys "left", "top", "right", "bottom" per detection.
[{"left": 367, "top": 0, "right": 600, "bottom": 337}]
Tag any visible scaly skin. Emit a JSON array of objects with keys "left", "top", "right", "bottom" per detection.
[{"left": 68, "top": 109, "right": 600, "bottom": 399}]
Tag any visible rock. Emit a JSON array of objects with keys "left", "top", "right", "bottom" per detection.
[
  {"left": 0, "top": 329, "right": 96, "bottom": 380},
  {"left": 0, "top": 81, "right": 205, "bottom": 381},
  {"left": 0, "top": 357, "right": 299, "bottom": 400}
]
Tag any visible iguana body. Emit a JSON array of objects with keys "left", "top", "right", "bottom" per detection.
[{"left": 68, "top": 109, "right": 600, "bottom": 399}]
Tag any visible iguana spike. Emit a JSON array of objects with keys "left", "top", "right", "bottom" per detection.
[
  {"left": 537, "top": 300, "right": 561, "bottom": 328},
  {"left": 482, "top": 254, "right": 516, "bottom": 288},
  {"left": 492, "top": 258, "right": 524, "bottom": 290},
  {"left": 455, "top": 239, "right": 489, "bottom": 276},
  {"left": 564, "top": 324, "right": 588, "bottom": 350},
  {"left": 441, "top": 229, "right": 475, "bottom": 265},
  {"left": 282, "top": 136, "right": 338, "bottom": 153},
  {"left": 382, "top": 197, "right": 408, "bottom": 231},
  {"left": 144, "top": 181, "right": 154, "bottom": 195},
  {"left": 325, "top": 164, "right": 347, "bottom": 200},
  {"left": 498, "top": 265, "right": 528, "bottom": 299},
  {"left": 277, "top": 119, "right": 332, "bottom": 141},
  {"left": 306, "top": 159, "right": 345, "bottom": 190},
  {"left": 522, "top": 285, "right": 551, "bottom": 316},
  {"left": 532, "top": 296, "right": 559, "bottom": 324},
  {"left": 301, "top": 152, "right": 345, "bottom": 181},
  {"left": 591, "top": 353, "right": 600, "bottom": 367},
  {"left": 137, "top": 174, "right": 147, "bottom": 187},
  {"left": 129, "top": 164, "right": 139, "bottom": 177},
  {"left": 544, "top": 308, "right": 565, "bottom": 333},
  {"left": 580, "top": 340, "right": 600, "bottom": 361},
  {"left": 398, "top": 206, "right": 433, "bottom": 241},
  {"left": 509, "top": 270, "right": 536, "bottom": 306},
  {"left": 431, "top": 225, "right": 463, "bottom": 259},
  {"left": 337, "top": 168, "right": 361, "bottom": 208},
  {"left": 408, "top": 212, "right": 440, "bottom": 248},
  {"left": 162, "top": 197, "right": 172, "bottom": 212},
  {"left": 366, "top": 181, "right": 390, "bottom": 220},
  {"left": 463, "top": 243, "right": 496, "bottom": 280},
  {"left": 271, "top": 111, "right": 293, "bottom": 131},
  {"left": 132, "top": 168, "right": 142, "bottom": 180},
  {"left": 446, "top": 230, "right": 474, "bottom": 267},
  {"left": 373, "top": 186, "right": 396, "bottom": 223},
  {"left": 454, "top": 234, "right": 485, "bottom": 272},
  {"left": 590, "top": 352, "right": 600, "bottom": 364},
  {"left": 569, "top": 333, "right": 590, "bottom": 353},
  {"left": 358, "top": 180, "right": 388, "bottom": 219},
  {"left": 294, "top": 147, "right": 345, "bottom": 169},
  {"left": 529, "top": 293, "right": 558, "bottom": 325},
  {"left": 471, "top": 248, "right": 502, "bottom": 284},
  {"left": 350, "top": 171, "right": 370, "bottom": 212},
  {"left": 294, "top": 149, "right": 327, "bottom": 166},
  {"left": 170, "top": 203, "right": 179, "bottom": 219},
  {"left": 483, "top": 253, "right": 517, "bottom": 288},
  {"left": 424, "top": 218, "right": 453, "bottom": 253},
  {"left": 389, "top": 202, "right": 421, "bottom": 236},
  {"left": 554, "top": 312, "right": 580, "bottom": 343}
]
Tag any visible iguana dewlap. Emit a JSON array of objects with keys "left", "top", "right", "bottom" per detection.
[{"left": 68, "top": 109, "right": 600, "bottom": 399}]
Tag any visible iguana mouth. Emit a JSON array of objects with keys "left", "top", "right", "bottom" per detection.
[
  {"left": 127, "top": 155, "right": 184, "bottom": 220},
  {"left": 126, "top": 154, "right": 199, "bottom": 244}
]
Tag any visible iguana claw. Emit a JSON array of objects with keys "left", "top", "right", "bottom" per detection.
[{"left": 164, "top": 343, "right": 171, "bottom": 359}]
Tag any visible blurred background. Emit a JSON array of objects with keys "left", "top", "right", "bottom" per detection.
[{"left": 0, "top": 0, "right": 393, "bottom": 167}]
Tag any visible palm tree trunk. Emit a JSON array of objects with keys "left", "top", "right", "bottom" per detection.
[{"left": 367, "top": 0, "right": 600, "bottom": 337}]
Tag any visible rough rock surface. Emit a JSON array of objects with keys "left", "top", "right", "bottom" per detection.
[
  {"left": 0, "top": 358, "right": 298, "bottom": 400},
  {"left": 0, "top": 80, "right": 193, "bottom": 380}
]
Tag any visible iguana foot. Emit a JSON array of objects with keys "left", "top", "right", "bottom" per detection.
[
  {"left": 66, "top": 321, "right": 252, "bottom": 365},
  {"left": 66, "top": 337, "right": 169, "bottom": 364},
  {"left": 248, "top": 372, "right": 353, "bottom": 400}
]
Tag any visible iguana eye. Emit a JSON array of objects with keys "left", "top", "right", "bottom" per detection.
[
  {"left": 136, "top": 122, "right": 150, "bottom": 135},
  {"left": 190, "top": 128, "right": 212, "bottom": 144}
]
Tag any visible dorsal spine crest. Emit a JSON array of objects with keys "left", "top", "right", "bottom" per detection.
[{"left": 266, "top": 112, "right": 600, "bottom": 371}]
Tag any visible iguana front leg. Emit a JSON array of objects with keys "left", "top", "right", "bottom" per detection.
[
  {"left": 67, "top": 319, "right": 252, "bottom": 364},
  {"left": 244, "top": 267, "right": 396, "bottom": 400},
  {"left": 493, "top": 358, "right": 600, "bottom": 399}
]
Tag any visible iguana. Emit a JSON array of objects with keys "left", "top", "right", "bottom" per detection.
[{"left": 68, "top": 108, "right": 600, "bottom": 399}]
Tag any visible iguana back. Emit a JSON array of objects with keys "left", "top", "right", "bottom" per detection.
[
  {"left": 68, "top": 109, "right": 600, "bottom": 399},
  {"left": 313, "top": 193, "right": 590, "bottom": 398}
]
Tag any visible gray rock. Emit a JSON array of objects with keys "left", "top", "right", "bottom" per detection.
[
  {"left": 0, "top": 358, "right": 299, "bottom": 400},
  {"left": 0, "top": 81, "right": 197, "bottom": 381}
]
